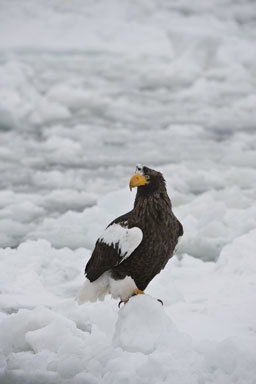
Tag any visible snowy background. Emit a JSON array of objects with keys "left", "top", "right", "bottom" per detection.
[{"left": 0, "top": 0, "right": 256, "bottom": 383}]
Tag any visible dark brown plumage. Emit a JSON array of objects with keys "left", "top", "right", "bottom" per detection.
[{"left": 81, "top": 165, "right": 183, "bottom": 302}]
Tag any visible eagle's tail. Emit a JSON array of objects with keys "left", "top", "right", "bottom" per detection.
[{"left": 76, "top": 274, "right": 110, "bottom": 304}]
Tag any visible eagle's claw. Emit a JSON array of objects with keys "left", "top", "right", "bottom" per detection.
[
  {"left": 118, "top": 300, "right": 128, "bottom": 308},
  {"left": 118, "top": 296, "right": 163, "bottom": 308}
]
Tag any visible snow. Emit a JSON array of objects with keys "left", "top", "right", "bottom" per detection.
[
  {"left": 0, "top": 0, "right": 256, "bottom": 382},
  {"left": 0, "top": 237, "right": 255, "bottom": 383},
  {"left": 113, "top": 295, "right": 176, "bottom": 354}
]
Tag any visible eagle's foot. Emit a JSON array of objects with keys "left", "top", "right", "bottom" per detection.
[
  {"left": 118, "top": 289, "right": 144, "bottom": 308},
  {"left": 132, "top": 289, "right": 144, "bottom": 296},
  {"left": 118, "top": 300, "right": 128, "bottom": 308},
  {"left": 118, "top": 291, "right": 163, "bottom": 307}
]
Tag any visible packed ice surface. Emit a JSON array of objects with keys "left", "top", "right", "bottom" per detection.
[
  {"left": 0, "top": 0, "right": 256, "bottom": 256},
  {"left": 0, "top": 234, "right": 256, "bottom": 384},
  {"left": 1, "top": 0, "right": 256, "bottom": 383}
]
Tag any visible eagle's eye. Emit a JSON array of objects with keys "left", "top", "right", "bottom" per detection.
[{"left": 136, "top": 164, "right": 144, "bottom": 174}]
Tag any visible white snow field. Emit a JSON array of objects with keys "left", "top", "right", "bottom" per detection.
[{"left": 0, "top": 0, "right": 256, "bottom": 383}]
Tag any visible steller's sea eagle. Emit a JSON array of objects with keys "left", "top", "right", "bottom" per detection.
[{"left": 77, "top": 165, "right": 183, "bottom": 305}]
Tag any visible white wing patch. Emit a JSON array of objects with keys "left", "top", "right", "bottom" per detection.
[{"left": 99, "top": 223, "right": 143, "bottom": 262}]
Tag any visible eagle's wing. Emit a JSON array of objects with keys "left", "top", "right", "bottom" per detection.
[{"left": 85, "top": 213, "right": 143, "bottom": 282}]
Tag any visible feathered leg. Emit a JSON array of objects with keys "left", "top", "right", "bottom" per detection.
[{"left": 76, "top": 274, "right": 109, "bottom": 304}]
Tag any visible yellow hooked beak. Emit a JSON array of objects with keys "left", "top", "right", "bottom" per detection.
[{"left": 129, "top": 174, "right": 149, "bottom": 191}]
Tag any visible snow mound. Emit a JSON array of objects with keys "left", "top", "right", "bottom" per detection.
[
  {"left": 113, "top": 295, "right": 176, "bottom": 354},
  {"left": 111, "top": 296, "right": 256, "bottom": 384}
]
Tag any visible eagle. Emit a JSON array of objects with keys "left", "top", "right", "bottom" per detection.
[{"left": 77, "top": 165, "right": 183, "bottom": 305}]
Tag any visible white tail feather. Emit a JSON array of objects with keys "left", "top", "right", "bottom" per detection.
[{"left": 76, "top": 274, "right": 110, "bottom": 304}]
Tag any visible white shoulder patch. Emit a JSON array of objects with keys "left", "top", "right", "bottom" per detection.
[{"left": 99, "top": 223, "right": 143, "bottom": 262}]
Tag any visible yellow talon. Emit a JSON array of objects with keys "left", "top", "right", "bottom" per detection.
[
  {"left": 133, "top": 289, "right": 144, "bottom": 295},
  {"left": 118, "top": 289, "right": 144, "bottom": 308}
]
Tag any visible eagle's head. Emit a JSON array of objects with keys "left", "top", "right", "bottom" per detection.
[{"left": 129, "top": 164, "right": 166, "bottom": 195}]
